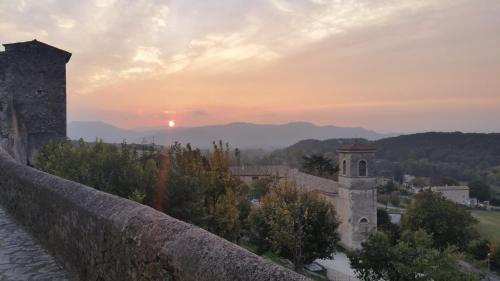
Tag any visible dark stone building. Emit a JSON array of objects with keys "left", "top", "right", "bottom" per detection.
[{"left": 0, "top": 40, "right": 71, "bottom": 164}]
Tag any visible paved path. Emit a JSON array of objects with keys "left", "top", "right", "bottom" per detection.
[
  {"left": 317, "top": 252, "right": 360, "bottom": 281},
  {"left": 0, "top": 207, "right": 72, "bottom": 281}
]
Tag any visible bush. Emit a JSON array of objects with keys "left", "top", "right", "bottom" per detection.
[{"left": 467, "top": 239, "right": 490, "bottom": 260}]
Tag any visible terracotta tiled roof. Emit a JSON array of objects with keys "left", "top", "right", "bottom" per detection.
[
  {"left": 338, "top": 143, "right": 376, "bottom": 152},
  {"left": 286, "top": 169, "right": 340, "bottom": 195},
  {"left": 230, "top": 165, "right": 339, "bottom": 195},
  {"left": 431, "top": 185, "right": 469, "bottom": 191},
  {"left": 229, "top": 165, "right": 288, "bottom": 177}
]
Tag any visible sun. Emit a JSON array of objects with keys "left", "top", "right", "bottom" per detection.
[{"left": 168, "top": 120, "right": 175, "bottom": 128}]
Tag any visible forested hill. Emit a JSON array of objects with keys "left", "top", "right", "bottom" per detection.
[
  {"left": 268, "top": 132, "right": 500, "bottom": 181},
  {"left": 375, "top": 132, "right": 500, "bottom": 165}
]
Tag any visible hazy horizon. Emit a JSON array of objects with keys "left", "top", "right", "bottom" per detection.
[
  {"left": 2, "top": 0, "right": 499, "bottom": 133},
  {"left": 69, "top": 119, "right": 499, "bottom": 135}
]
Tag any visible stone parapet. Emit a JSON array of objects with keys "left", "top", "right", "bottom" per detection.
[{"left": 0, "top": 148, "right": 308, "bottom": 281}]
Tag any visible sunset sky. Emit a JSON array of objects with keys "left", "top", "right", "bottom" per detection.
[{"left": 1, "top": 0, "right": 499, "bottom": 133}]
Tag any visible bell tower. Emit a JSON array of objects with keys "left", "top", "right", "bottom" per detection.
[{"left": 336, "top": 143, "right": 377, "bottom": 249}]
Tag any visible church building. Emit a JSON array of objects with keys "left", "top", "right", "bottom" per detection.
[{"left": 230, "top": 143, "right": 378, "bottom": 250}]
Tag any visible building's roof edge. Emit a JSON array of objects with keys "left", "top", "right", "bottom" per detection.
[
  {"left": 338, "top": 143, "right": 376, "bottom": 152},
  {"left": 3, "top": 39, "right": 71, "bottom": 62}
]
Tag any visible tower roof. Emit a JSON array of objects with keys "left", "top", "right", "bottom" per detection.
[
  {"left": 338, "top": 143, "right": 376, "bottom": 152},
  {"left": 3, "top": 39, "right": 71, "bottom": 63}
]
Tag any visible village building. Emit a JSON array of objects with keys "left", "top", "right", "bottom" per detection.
[
  {"left": 230, "top": 143, "right": 378, "bottom": 250},
  {"left": 431, "top": 185, "right": 471, "bottom": 206}
]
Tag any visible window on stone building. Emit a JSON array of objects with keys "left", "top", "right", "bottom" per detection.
[
  {"left": 342, "top": 160, "right": 347, "bottom": 176},
  {"left": 359, "top": 217, "right": 368, "bottom": 223},
  {"left": 358, "top": 160, "right": 367, "bottom": 177}
]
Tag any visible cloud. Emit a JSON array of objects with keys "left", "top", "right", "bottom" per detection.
[
  {"left": 2, "top": 0, "right": 500, "bottom": 131},
  {"left": 271, "top": 0, "right": 294, "bottom": 13},
  {"left": 0, "top": 0, "right": 440, "bottom": 88},
  {"left": 51, "top": 15, "right": 76, "bottom": 29},
  {"left": 133, "top": 46, "right": 162, "bottom": 64}
]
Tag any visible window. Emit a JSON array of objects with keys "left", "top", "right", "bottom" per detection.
[
  {"left": 360, "top": 218, "right": 369, "bottom": 234},
  {"left": 342, "top": 160, "right": 347, "bottom": 176},
  {"left": 358, "top": 160, "right": 367, "bottom": 177}
]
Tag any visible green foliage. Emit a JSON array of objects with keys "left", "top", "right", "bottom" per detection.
[
  {"left": 377, "top": 208, "right": 400, "bottom": 244},
  {"left": 156, "top": 141, "right": 247, "bottom": 242},
  {"left": 267, "top": 133, "right": 500, "bottom": 182},
  {"left": 128, "top": 189, "right": 146, "bottom": 203},
  {"left": 349, "top": 230, "right": 479, "bottom": 281},
  {"left": 249, "top": 177, "right": 274, "bottom": 199},
  {"left": 377, "top": 208, "right": 391, "bottom": 228},
  {"left": 390, "top": 191, "right": 401, "bottom": 207},
  {"left": 348, "top": 231, "right": 393, "bottom": 281},
  {"left": 491, "top": 243, "right": 500, "bottom": 270},
  {"left": 410, "top": 177, "right": 429, "bottom": 187},
  {"left": 430, "top": 176, "right": 459, "bottom": 186},
  {"left": 250, "top": 179, "right": 339, "bottom": 271},
  {"left": 248, "top": 207, "right": 272, "bottom": 255},
  {"left": 379, "top": 181, "right": 398, "bottom": 194},
  {"left": 301, "top": 154, "right": 338, "bottom": 178},
  {"left": 468, "top": 181, "right": 492, "bottom": 201},
  {"left": 36, "top": 140, "right": 248, "bottom": 243},
  {"left": 467, "top": 239, "right": 490, "bottom": 260},
  {"left": 36, "top": 139, "right": 157, "bottom": 199},
  {"left": 402, "top": 191, "right": 478, "bottom": 250}
]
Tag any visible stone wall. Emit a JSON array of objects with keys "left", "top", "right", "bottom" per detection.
[{"left": 0, "top": 148, "right": 308, "bottom": 281}]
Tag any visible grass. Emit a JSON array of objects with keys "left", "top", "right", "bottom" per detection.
[
  {"left": 471, "top": 210, "right": 500, "bottom": 244},
  {"left": 377, "top": 203, "right": 405, "bottom": 214}
]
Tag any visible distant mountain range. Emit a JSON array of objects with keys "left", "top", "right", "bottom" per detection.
[
  {"left": 67, "top": 121, "right": 392, "bottom": 149},
  {"left": 268, "top": 132, "right": 500, "bottom": 181}
]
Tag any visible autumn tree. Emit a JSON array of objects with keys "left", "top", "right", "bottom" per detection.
[
  {"left": 36, "top": 140, "right": 249, "bottom": 243},
  {"left": 250, "top": 179, "right": 339, "bottom": 271}
]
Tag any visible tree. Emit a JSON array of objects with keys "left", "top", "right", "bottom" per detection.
[
  {"left": 250, "top": 179, "right": 339, "bottom": 271},
  {"left": 36, "top": 140, "right": 249, "bottom": 243},
  {"left": 431, "top": 176, "right": 459, "bottom": 186},
  {"left": 378, "top": 194, "right": 390, "bottom": 209},
  {"left": 249, "top": 177, "right": 274, "bottom": 199},
  {"left": 248, "top": 207, "right": 272, "bottom": 254},
  {"left": 390, "top": 191, "right": 401, "bottom": 207},
  {"left": 468, "top": 180, "right": 492, "bottom": 201},
  {"left": 301, "top": 154, "right": 338, "bottom": 177},
  {"left": 349, "top": 231, "right": 393, "bottom": 281},
  {"left": 204, "top": 141, "right": 247, "bottom": 242},
  {"left": 349, "top": 230, "right": 479, "bottom": 281},
  {"left": 401, "top": 191, "right": 478, "bottom": 250},
  {"left": 411, "top": 177, "right": 428, "bottom": 188},
  {"left": 377, "top": 208, "right": 400, "bottom": 244},
  {"left": 394, "top": 167, "right": 404, "bottom": 184},
  {"left": 467, "top": 239, "right": 490, "bottom": 260},
  {"left": 379, "top": 180, "right": 398, "bottom": 194},
  {"left": 35, "top": 139, "right": 154, "bottom": 201}
]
